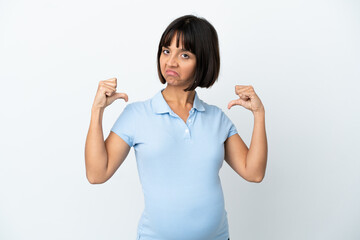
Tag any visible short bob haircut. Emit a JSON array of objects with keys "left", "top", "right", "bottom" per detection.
[{"left": 157, "top": 15, "right": 220, "bottom": 92}]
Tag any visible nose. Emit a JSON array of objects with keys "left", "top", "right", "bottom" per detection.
[{"left": 166, "top": 54, "right": 178, "bottom": 67}]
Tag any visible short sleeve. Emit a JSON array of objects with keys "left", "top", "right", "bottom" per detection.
[
  {"left": 221, "top": 110, "right": 238, "bottom": 139},
  {"left": 110, "top": 104, "right": 136, "bottom": 147}
]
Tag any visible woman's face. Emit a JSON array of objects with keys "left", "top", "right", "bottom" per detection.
[{"left": 159, "top": 34, "right": 196, "bottom": 88}]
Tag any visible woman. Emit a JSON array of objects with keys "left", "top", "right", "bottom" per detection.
[{"left": 85, "top": 14, "right": 267, "bottom": 240}]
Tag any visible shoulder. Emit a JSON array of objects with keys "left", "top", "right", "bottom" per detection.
[
  {"left": 201, "top": 100, "right": 234, "bottom": 126},
  {"left": 122, "top": 98, "right": 152, "bottom": 115},
  {"left": 201, "top": 101, "right": 224, "bottom": 116}
]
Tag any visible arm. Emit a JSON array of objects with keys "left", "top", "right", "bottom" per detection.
[
  {"left": 226, "top": 84, "right": 268, "bottom": 183},
  {"left": 245, "top": 110, "right": 267, "bottom": 182},
  {"left": 85, "top": 107, "right": 108, "bottom": 184},
  {"left": 224, "top": 109, "right": 267, "bottom": 182},
  {"left": 85, "top": 77, "right": 131, "bottom": 184},
  {"left": 84, "top": 107, "right": 131, "bottom": 184}
]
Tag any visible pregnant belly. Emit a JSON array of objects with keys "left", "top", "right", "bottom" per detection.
[{"left": 143, "top": 185, "right": 226, "bottom": 239}]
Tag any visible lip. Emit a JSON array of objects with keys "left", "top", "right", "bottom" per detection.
[{"left": 166, "top": 70, "right": 179, "bottom": 76}]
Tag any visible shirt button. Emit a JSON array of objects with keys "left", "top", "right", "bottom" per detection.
[{"left": 185, "top": 129, "right": 189, "bottom": 133}]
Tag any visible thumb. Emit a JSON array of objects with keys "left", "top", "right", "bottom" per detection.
[
  {"left": 227, "top": 98, "right": 245, "bottom": 109},
  {"left": 110, "top": 92, "right": 129, "bottom": 102}
]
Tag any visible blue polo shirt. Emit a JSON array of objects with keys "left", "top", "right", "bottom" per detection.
[{"left": 111, "top": 88, "right": 238, "bottom": 240}]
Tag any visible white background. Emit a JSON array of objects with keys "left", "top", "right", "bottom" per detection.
[{"left": 0, "top": 0, "right": 359, "bottom": 239}]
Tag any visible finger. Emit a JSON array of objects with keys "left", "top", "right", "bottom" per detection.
[
  {"left": 239, "top": 94, "right": 250, "bottom": 100},
  {"left": 238, "top": 87, "right": 256, "bottom": 96},
  {"left": 108, "top": 92, "right": 128, "bottom": 102},
  {"left": 116, "top": 92, "right": 129, "bottom": 102},
  {"left": 241, "top": 90, "right": 257, "bottom": 100},
  {"left": 238, "top": 85, "right": 254, "bottom": 89},
  {"left": 236, "top": 88, "right": 252, "bottom": 96},
  {"left": 104, "top": 78, "right": 117, "bottom": 87},
  {"left": 100, "top": 81, "right": 116, "bottom": 90},
  {"left": 103, "top": 78, "right": 116, "bottom": 85},
  {"left": 106, "top": 77, "right": 117, "bottom": 83},
  {"left": 235, "top": 86, "right": 253, "bottom": 95},
  {"left": 227, "top": 99, "right": 242, "bottom": 109},
  {"left": 100, "top": 83, "right": 116, "bottom": 91},
  {"left": 235, "top": 84, "right": 254, "bottom": 90},
  {"left": 100, "top": 84, "right": 116, "bottom": 96},
  {"left": 235, "top": 85, "right": 248, "bottom": 89},
  {"left": 103, "top": 81, "right": 116, "bottom": 88}
]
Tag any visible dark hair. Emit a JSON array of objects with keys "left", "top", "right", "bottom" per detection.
[{"left": 157, "top": 15, "right": 220, "bottom": 92}]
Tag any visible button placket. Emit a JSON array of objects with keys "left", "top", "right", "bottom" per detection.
[
  {"left": 184, "top": 126, "right": 190, "bottom": 139},
  {"left": 187, "top": 108, "right": 195, "bottom": 125},
  {"left": 184, "top": 108, "right": 195, "bottom": 139}
]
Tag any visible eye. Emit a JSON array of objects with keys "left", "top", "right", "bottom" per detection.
[
  {"left": 162, "top": 49, "right": 169, "bottom": 54},
  {"left": 182, "top": 53, "right": 190, "bottom": 59}
]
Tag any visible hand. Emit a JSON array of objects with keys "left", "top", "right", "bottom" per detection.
[
  {"left": 92, "top": 77, "right": 129, "bottom": 110},
  {"left": 227, "top": 85, "right": 264, "bottom": 113}
]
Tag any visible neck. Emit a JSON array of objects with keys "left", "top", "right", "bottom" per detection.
[{"left": 161, "top": 85, "right": 195, "bottom": 108}]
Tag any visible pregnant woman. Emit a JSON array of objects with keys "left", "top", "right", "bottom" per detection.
[{"left": 85, "top": 14, "right": 268, "bottom": 240}]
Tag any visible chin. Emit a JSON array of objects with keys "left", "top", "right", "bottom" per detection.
[
  {"left": 164, "top": 77, "right": 192, "bottom": 87},
  {"left": 165, "top": 78, "right": 180, "bottom": 85},
  {"left": 166, "top": 79, "right": 184, "bottom": 85}
]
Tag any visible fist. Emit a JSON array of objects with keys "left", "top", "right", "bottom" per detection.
[
  {"left": 92, "top": 77, "right": 129, "bottom": 109},
  {"left": 227, "top": 85, "right": 264, "bottom": 113}
]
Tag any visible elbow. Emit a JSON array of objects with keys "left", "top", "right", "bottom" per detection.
[
  {"left": 86, "top": 172, "right": 105, "bottom": 184},
  {"left": 87, "top": 178, "right": 105, "bottom": 185},
  {"left": 247, "top": 174, "right": 264, "bottom": 183},
  {"left": 252, "top": 178, "right": 263, "bottom": 183},
  {"left": 245, "top": 165, "right": 266, "bottom": 183},
  {"left": 87, "top": 176, "right": 99, "bottom": 184}
]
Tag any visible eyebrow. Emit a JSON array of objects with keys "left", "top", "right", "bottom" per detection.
[{"left": 162, "top": 46, "right": 192, "bottom": 53}]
